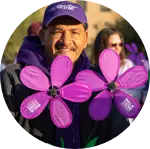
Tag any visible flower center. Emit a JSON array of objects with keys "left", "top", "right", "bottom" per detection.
[
  {"left": 107, "top": 81, "right": 116, "bottom": 92},
  {"left": 49, "top": 87, "right": 59, "bottom": 97}
]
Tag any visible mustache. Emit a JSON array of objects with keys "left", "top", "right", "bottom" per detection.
[{"left": 55, "top": 42, "right": 75, "bottom": 51}]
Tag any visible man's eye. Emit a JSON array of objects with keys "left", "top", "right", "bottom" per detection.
[
  {"left": 50, "top": 30, "right": 62, "bottom": 35},
  {"left": 72, "top": 31, "right": 80, "bottom": 34}
]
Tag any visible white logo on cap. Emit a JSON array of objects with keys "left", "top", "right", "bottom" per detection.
[{"left": 50, "top": 4, "right": 78, "bottom": 11}]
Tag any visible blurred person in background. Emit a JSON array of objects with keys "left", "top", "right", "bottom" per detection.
[
  {"left": 13, "top": 22, "right": 42, "bottom": 64},
  {"left": 91, "top": 28, "right": 134, "bottom": 75},
  {"left": 27, "top": 22, "right": 42, "bottom": 36}
]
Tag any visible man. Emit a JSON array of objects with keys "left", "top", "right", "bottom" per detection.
[{"left": 1, "top": 1, "right": 129, "bottom": 148}]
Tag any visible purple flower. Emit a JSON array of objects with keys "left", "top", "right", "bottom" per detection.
[
  {"left": 125, "top": 42, "right": 147, "bottom": 66},
  {"left": 20, "top": 56, "right": 92, "bottom": 128},
  {"left": 76, "top": 49, "right": 148, "bottom": 120}
]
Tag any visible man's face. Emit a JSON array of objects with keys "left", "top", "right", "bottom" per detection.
[{"left": 41, "top": 16, "right": 88, "bottom": 63}]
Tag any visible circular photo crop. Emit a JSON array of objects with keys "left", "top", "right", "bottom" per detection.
[{"left": 0, "top": 0, "right": 149, "bottom": 148}]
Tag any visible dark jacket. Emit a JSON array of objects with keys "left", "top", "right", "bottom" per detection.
[{"left": 1, "top": 36, "right": 129, "bottom": 148}]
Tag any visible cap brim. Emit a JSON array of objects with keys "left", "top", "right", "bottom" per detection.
[{"left": 44, "top": 12, "right": 87, "bottom": 27}]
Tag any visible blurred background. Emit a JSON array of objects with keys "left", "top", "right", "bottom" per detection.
[{"left": 0, "top": 0, "right": 148, "bottom": 70}]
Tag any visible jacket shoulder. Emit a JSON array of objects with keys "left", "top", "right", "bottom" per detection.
[
  {"left": 1, "top": 63, "right": 24, "bottom": 74},
  {"left": 1, "top": 63, "right": 25, "bottom": 83}
]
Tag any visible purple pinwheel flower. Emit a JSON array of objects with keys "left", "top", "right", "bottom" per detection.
[
  {"left": 76, "top": 49, "right": 148, "bottom": 120},
  {"left": 20, "top": 56, "right": 92, "bottom": 128},
  {"left": 125, "top": 42, "right": 147, "bottom": 66}
]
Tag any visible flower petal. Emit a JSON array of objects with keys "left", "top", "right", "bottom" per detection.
[
  {"left": 114, "top": 89, "right": 141, "bottom": 118},
  {"left": 136, "top": 52, "right": 146, "bottom": 65},
  {"left": 50, "top": 56, "right": 73, "bottom": 88},
  {"left": 89, "top": 90, "right": 112, "bottom": 120},
  {"left": 136, "top": 57, "right": 142, "bottom": 65},
  {"left": 128, "top": 54, "right": 136, "bottom": 63},
  {"left": 75, "top": 70, "right": 107, "bottom": 92},
  {"left": 99, "top": 49, "right": 120, "bottom": 83},
  {"left": 116, "top": 66, "right": 148, "bottom": 88},
  {"left": 138, "top": 52, "right": 146, "bottom": 60},
  {"left": 50, "top": 96, "right": 72, "bottom": 128},
  {"left": 124, "top": 44, "right": 135, "bottom": 53},
  {"left": 20, "top": 92, "right": 51, "bottom": 119},
  {"left": 20, "top": 66, "right": 50, "bottom": 91},
  {"left": 59, "top": 82, "right": 92, "bottom": 102},
  {"left": 131, "top": 42, "right": 138, "bottom": 53}
]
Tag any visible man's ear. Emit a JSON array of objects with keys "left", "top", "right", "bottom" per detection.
[
  {"left": 39, "top": 28, "right": 45, "bottom": 45},
  {"left": 84, "top": 31, "right": 88, "bottom": 48}
]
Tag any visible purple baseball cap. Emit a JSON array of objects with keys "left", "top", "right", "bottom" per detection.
[{"left": 42, "top": 1, "right": 88, "bottom": 28}]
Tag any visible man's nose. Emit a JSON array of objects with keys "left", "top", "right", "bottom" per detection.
[{"left": 60, "top": 31, "right": 72, "bottom": 46}]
